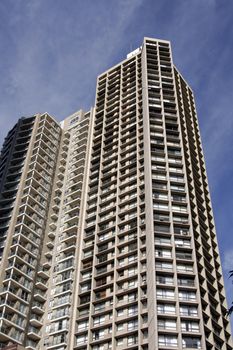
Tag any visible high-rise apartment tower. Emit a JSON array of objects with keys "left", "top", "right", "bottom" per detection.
[{"left": 0, "top": 38, "right": 232, "bottom": 350}]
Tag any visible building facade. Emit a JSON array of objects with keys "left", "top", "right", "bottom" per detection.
[{"left": 0, "top": 37, "right": 232, "bottom": 350}]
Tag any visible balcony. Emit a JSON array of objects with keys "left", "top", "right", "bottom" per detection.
[
  {"left": 31, "top": 301, "right": 44, "bottom": 314},
  {"left": 30, "top": 313, "right": 43, "bottom": 327},
  {"left": 37, "top": 266, "right": 50, "bottom": 279},
  {"left": 178, "top": 279, "right": 195, "bottom": 287},
  {"left": 35, "top": 277, "right": 47, "bottom": 290},
  {"left": 176, "top": 252, "right": 192, "bottom": 261},
  {"left": 27, "top": 325, "right": 41, "bottom": 340},
  {"left": 34, "top": 290, "right": 47, "bottom": 302}
]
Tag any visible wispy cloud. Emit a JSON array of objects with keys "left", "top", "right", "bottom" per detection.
[
  {"left": 223, "top": 250, "right": 233, "bottom": 272},
  {"left": 222, "top": 250, "right": 233, "bottom": 333},
  {"left": 0, "top": 0, "right": 143, "bottom": 144}
]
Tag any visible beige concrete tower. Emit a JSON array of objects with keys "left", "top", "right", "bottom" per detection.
[
  {"left": 40, "top": 109, "right": 94, "bottom": 349},
  {"left": 71, "top": 37, "right": 232, "bottom": 350},
  {"left": 0, "top": 37, "right": 231, "bottom": 350},
  {"left": 0, "top": 113, "right": 62, "bottom": 347}
]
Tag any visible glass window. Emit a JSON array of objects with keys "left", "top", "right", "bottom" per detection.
[
  {"left": 158, "top": 319, "right": 176, "bottom": 330},
  {"left": 157, "top": 303, "right": 175, "bottom": 314},
  {"left": 76, "top": 334, "right": 87, "bottom": 344},
  {"left": 93, "top": 315, "right": 105, "bottom": 325},
  {"left": 128, "top": 335, "right": 138, "bottom": 345},
  {"left": 156, "top": 261, "right": 173, "bottom": 270},
  {"left": 182, "top": 337, "right": 201, "bottom": 349},
  {"left": 77, "top": 320, "right": 88, "bottom": 330},
  {"left": 159, "top": 335, "right": 178, "bottom": 347},
  {"left": 180, "top": 305, "right": 198, "bottom": 316},
  {"left": 179, "top": 291, "right": 196, "bottom": 301},
  {"left": 157, "top": 289, "right": 174, "bottom": 299},
  {"left": 117, "top": 338, "right": 124, "bottom": 346},
  {"left": 117, "top": 323, "right": 124, "bottom": 331},
  {"left": 128, "top": 319, "right": 138, "bottom": 330},
  {"left": 156, "top": 275, "right": 173, "bottom": 285},
  {"left": 177, "top": 264, "right": 193, "bottom": 272},
  {"left": 128, "top": 305, "right": 138, "bottom": 316}
]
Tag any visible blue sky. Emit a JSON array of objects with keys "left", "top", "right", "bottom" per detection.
[{"left": 0, "top": 0, "right": 233, "bottom": 330}]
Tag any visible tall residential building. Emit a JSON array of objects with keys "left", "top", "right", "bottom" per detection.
[{"left": 0, "top": 37, "right": 231, "bottom": 350}]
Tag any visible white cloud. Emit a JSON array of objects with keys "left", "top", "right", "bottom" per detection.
[
  {"left": 223, "top": 250, "right": 233, "bottom": 272},
  {"left": 222, "top": 250, "right": 233, "bottom": 333},
  {"left": 0, "top": 0, "right": 144, "bottom": 145}
]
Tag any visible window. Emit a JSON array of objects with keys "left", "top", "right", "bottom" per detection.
[
  {"left": 53, "top": 333, "right": 66, "bottom": 345},
  {"left": 182, "top": 337, "right": 201, "bottom": 349},
  {"left": 95, "top": 303, "right": 105, "bottom": 312},
  {"left": 99, "top": 232, "right": 110, "bottom": 241},
  {"left": 157, "top": 303, "right": 175, "bottom": 314},
  {"left": 76, "top": 334, "right": 87, "bottom": 344},
  {"left": 80, "top": 295, "right": 90, "bottom": 304},
  {"left": 178, "top": 277, "right": 195, "bottom": 287},
  {"left": 154, "top": 213, "right": 169, "bottom": 222},
  {"left": 155, "top": 236, "right": 171, "bottom": 245},
  {"left": 117, "top": 308, "right": 124, "bottom": 317},
  {"left": 117, "top": 323, "right": 124, "bottom": 331},
  {"left": 181, "top": 322, "right": 199, "bottom": 333},
  {"left": 154, "top": 224, "right": 170, "bottom": 233},
  {"left": 154, "top": 203, "right": 169, "bottom": 210},
  {"left": 155, "top": 248, "right": 172, "bottom": 258},
  {"left": 21, "top": 290, "right": 29, "bottom": 301},
  {"left": 117, "top": 338, "right": 124, "bottom": 346},
  {"left": 174, "top": 226, "right": 189, "bottom": 235},
  {"left": 159, "top": 335, "right": 178, "bottom": 347},
  {"left": 82, "top": 271, "right": 92, "bottom": 280},
  {"left": 128, "top": 292, "right": 137, "bottom": 302},
  {"left": 128, "top": 267, "right": 137, "bottom": 276},
  {"left": 128, "top": 279, "right": 137, "bottom": 288},
  {"left": 156, "top": 275, "right": 173, "bottom": 285},
  {"left": 118, "top": 258, "right": 125, "bottom": 267},
  {"left": 157, "top": 289, "right": 174, "bottom": 299},
  {"left": 96, "top": 277, "right": 106, "bottom": 287},
  {"left": 92, "top": 345, "right": 105, "bottom": 350},
  {"left": 93, "top": 329, "right": 105, "bottom": 340},
  {"left": 180, "top": 305, "right": 198, "bottom": 317},
  {"left": 175, "top": 238, "right": 191, "bottom": 247},
  {"left": 79, "top": 307, "right": 89, "bottom": 316},
  {"left": 176, "top": 251, "right": 192, "bottom": 260},
  {"left": 172, "top": 205, "right": 187, "bottom": 213},
  {"left": 142, "top": 315, "right": 148, "bottom": 324},
  {"left": 80, "top": 282, "right": 91, "bottom": 292},
  {"left": 128, "top": 254, "right": 137, "bottom": 263},
  {"left": 77, "top": 320, "right": 88, "bottom": 331},
  {"left": 155, "top": 261, "right": 173, "bottom": 270},
  {"left": 177, "top": 264, "right": 193, "bottom": 273},
  {"left": 83, "top": 249, "right": 93, "bottom": 258},
  {"left": 158, "top": 319, "right": 176, "bottom": 330},
  {"left": 168, "top": 157, "right": 182, "bottom": 164},
  {"left": 70, "top": 116, "right": 79, "bottom": 125},
  {"left": 128, "top": 335, "right": 138, "bottom": 345},
  {"left": 128, "top": 319, "right": 138, "bottom": 330},
  {"left": 171, "top": 184, "right": 185, "bottom": 192},
  {"left": 93, "top": 315, "right": 105, "bottom": 326},
  {"left": 153, "top": 192, "right": 168, "bottom": 200},
  {"left": 179, "top": 291, "right": 196, "bottom": 301},
  {"left": 173, "top": 215, "right": 188, "bottom": 224},
  {"left": 128, "top": 305, "right": 138, "bottom": 316}
]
